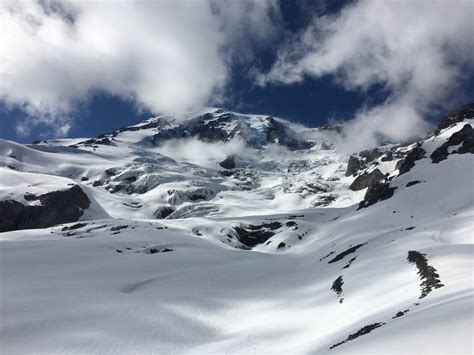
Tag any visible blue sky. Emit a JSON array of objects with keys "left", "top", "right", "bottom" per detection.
[{"left": 1, "top": 0, "right": 473, "bottom": 146}]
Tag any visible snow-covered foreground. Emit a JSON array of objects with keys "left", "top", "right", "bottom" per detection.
[{"left": 0, "top": 108, "right": 473, "bottom": 353}]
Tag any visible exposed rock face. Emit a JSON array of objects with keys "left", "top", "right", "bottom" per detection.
[
  {"left": 437, "top": 103, "right": 474, "bottom": 131},
  {"left": 358, "top": 181, "right": 396, "bottom": 209},
  {"left": 345, "top": 149, "right": 380, "bottom": 178},
  {"left": 430, "top": 145, "right": 449, "bottom": 163},
  {"left": 381, "top": 152, "right": 393, "bottom": 161},
  {"left": 349, "top": 169, "right": 385, "bottom": 191},
  {"left": 233, "top": 222, "right": 282, "bottom": 249},
  {"left": 152, "top": 112, "right": 233, "bottom": 144},
  {"left": 219, "top": 156, "right": 236, "bottom": 170},
  {"left": 265, "top": 117, "right": 312, "bottom": 150},
  {"left": 397, "top": 145, "right": 426, "bottom": 175},
  {"left": 345, "top": 155, "right": 362, "bottom": 177},
  {"left": 75, "top": 137, "right": 113, "bottom": 147},
  {"left": 150, "top": 111, "right": 313, "bottom": 150},
  {"left": 154, "top": 206, "right": 175, "bottom": 219},
  {"left": 431, "top": 124, "right": 474, "bottom": 163},
  {"left": 359, "top": 148, "right": 380, "bottom": 162},
  {"left": 0, "top": 185, "right": 90, "bottom": 232}
]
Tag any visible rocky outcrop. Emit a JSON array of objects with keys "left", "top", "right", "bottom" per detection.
[
  {"left": 265, "top": 117, "right": 312, "bottom": 150},
  {"left": 219, "top": 156, "right": 236, "bottom": 169},
  {"left": 358, "top": 181, "right": 396, "bottom": 209},
  {"left": 0, "top": 185, "right": 90, "bottom": 232},
  {"left": 345, "top": 149, "right": 381, "bottom": 177},
  {"left": 345, "top": 155, "right": 362, "bottom": 177},
  {"left": 437, "top": 103, "right": 474, "bottom": 131},
  {"left": 397, "top": 145, "right": 426, "bottom": 175},
  {"left": 349, "top": 169, "right": 385, "bottom": 191},
  {"left": 233, "top": 222, "right": 282, "bottom": 249},
  {"left": 381, "top": 151, "right": 393, "bottom": 161},
  {"left": 431, "top": 124, "right": 474, "bottom": 163},
  {"left": 150, "top": 111, "right": 313, "bottom": 150},
  {"left": 154, "top": 206, "right": 175, "bottom": 219},
  {"left": 359, "top": 148, "right": 380, "bottom": 162}
]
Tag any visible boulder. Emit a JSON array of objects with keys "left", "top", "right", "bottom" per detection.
[
  {"left": 381, "top": 152, "right": 393, "bottom": 161},
  {"left": 345, "top": 155, "right": 362, "bottom": 177},
  {"left": 359, "top": 148, "right": 380, "bottom": 162},
  {"left": 448, "top": 123, "right": 473, "bottom": 145},
  {"left": 154, "top": 206, "right": 175, "bottom": 219},
  {"left": 431, "top": 124, "right": 474, "bottom": 163},
  {"left": 219, "top": 156, "right": 236, "bottom": 170},
  {"left": 349, "top": 169, "right": 385, "bottom": 191},
  {"left": 430, "top": 144, "right": 449, "bottom": 163},
  {"left": 0, "top": 185, "right": 90, "bottom": 232},
  {"left": 397, "top": 145, "right": 426, "bottom": 175},
  {"left": 358, "top": 181, "right": 396, "bottom": 209}
]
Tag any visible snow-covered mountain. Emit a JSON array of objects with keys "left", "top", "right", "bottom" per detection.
[{"left": 0, "top": 104, "right": 473, "bottom": 353}]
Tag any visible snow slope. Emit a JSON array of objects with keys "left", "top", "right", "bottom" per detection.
[{"left": 0, "top": 106, "right": 473, "bottom": 354}]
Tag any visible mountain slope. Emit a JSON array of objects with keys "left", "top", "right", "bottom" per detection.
[{"left": 0, "top": 105, "right": 473, "bottom": 353}]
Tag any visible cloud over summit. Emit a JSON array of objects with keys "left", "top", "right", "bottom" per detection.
[
  {"left": 1, "top": 0, "right": 473, "bottom": 145},
  {"left": 0, "top": 0, "right": 277, "bottom": 135}
]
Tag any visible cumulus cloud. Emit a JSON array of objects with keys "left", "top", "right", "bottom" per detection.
[
  {"left": 0, "top": 0, "right": 278, "bottom": 136},
  {"left": 259, "top": 0, "right": 474, "bottom": 151}
]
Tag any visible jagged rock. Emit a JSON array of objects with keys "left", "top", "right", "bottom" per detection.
[
  {"left": 312, "top": 194, "right": 336, "bottom": 207},
  {"left": 397, "top": 145, "right": 426, "bottom": 175},
  {"left": 431, "top": 124, "right": 474, "bottom": 163},
  {"left": 448, "top": 124, "right": 473, "bottom": 145},
  {"left": 219, "top": 170, "right": 234, "bottom": 177},
  {"left": 265, "top": 117, "right": 312, "bottom": 150},
  {"left": 359, "top": 148, "right": 380, "bottom": 162},
  {"left": 233, "top": 222, "right": 282, "bottom": 249},
  {"left": 430, "top": 144, "right": 449, "bottom": 163},
  {"left": 437, "top": 103, "right": 474, "bottom": 131},
  {"left": 358, "top": 181, "right": 396, "bottom": 209},
  {"left": 345, "top": 155, "right": 362, "bottom": 177},
  {"left": 381, "top": 152, "right": 393, "bottom": 161},
  {"left": 79, "top": 137, "right": 113, "bottom": 146},
  {"left": 105, "top": 167, "right": 121, "bottom": 176},
  {"left": 219, "top": 156, "right": 235, "bottom": 169},
  {"left": 328, "top": 244, "right": 366, "bottom": 264},
  {"left": 349, "top": 169, "right": 385, "bottom": 191},
  {"left": 451, "top": 124, "right": 474, "bottom": 155},
  {"left": 149, "top": 110, "right": 313, "bottom": 150},
  {"left": 319, "top": 124, "right": 343, "bottom": 133},
  {"left": 0, "top": 185, "right": 90, "bottom": 232},
  {"left": 154, "top": 206, "right": 175, "bottom": 219}
]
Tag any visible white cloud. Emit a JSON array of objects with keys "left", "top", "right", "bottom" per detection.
[
  {"left": 259, "top": 0, "right": 474, "bottom": 151},
  {"left": 156, "top": 137, "right": 248, "bottom": 169},
  {"left": 0, "top": 0, "right": 278, "bottom": 136}
]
